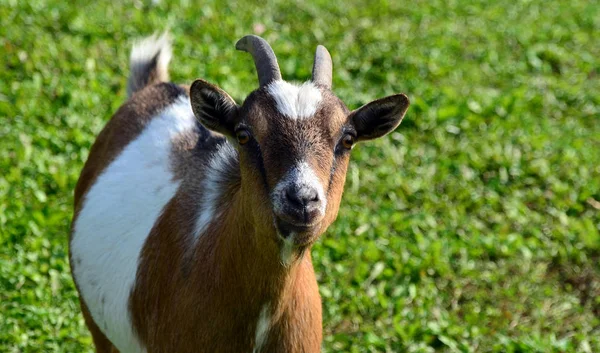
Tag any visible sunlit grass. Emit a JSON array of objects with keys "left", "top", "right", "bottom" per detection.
[{"left": 1, "top": 0, "right": 599, "bottom": 352}]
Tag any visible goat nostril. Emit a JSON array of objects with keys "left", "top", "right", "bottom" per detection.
[
  {"left": 307, "top": 190, "right": 319, "bottom": 203},
  {"left": 285, "top": 189, "right": 303, "bottom": 207}
]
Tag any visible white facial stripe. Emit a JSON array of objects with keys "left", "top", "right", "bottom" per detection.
[
  {"left": 71, "top": 96, "right": 195, "bottom": 353},
  {"left": 272, "top": 162, "right": 327, "bottom": 216},
  {"left": 266, "top": 80, "right": 322, "bottom": 120},
  {"left": 253, "top": 304, "right": 271, "bottom": 353},
  {"left": 193, "top": 142, "right": 238, "bottom": 240}
]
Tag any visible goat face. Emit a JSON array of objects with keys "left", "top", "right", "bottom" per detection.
[
  {"left": 190, "top": 36, "right": 409, "bottom": 248},
  {"left": 238, "top": 82, "right": 351, "bottom": 247}
]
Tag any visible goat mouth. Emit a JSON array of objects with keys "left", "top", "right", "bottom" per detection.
[{"left": 274, "top": 217, "right": 319, "bottom": 245}]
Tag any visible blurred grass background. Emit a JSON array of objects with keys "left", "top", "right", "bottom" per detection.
[{"left": 1, "top": 0, "right": 599, "bottom": 352}]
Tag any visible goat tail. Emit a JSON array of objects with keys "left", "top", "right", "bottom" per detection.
[{"left": 127, "top": 32, "right": 172, "bottom": 97}]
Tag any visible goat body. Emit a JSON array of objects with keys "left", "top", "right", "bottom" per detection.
[{"left": 70, "top": 34, "right": 409, "bottom": 353}]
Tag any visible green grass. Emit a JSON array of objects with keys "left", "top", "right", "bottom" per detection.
[{"left": 1, "top": 0, "right": 599, "bottom": 352}]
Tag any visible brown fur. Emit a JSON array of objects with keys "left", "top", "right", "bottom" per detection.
[{"left": 130, "top": 189, "right": 323, "bottom": 352}]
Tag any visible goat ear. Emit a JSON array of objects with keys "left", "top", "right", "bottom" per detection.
[
  {"left": 190, "top": 79, "right": 239, "bottom": 136},
  {"left": 349, "top": 94, "right": 410, "bottom": 141}
]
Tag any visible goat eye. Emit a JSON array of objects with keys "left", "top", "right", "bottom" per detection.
[
  {"left": 341, "top": 134, "right": 354, "bottom": 150},
  {"left": 236, "top": 130, "right": 251, "bottom": 145}
]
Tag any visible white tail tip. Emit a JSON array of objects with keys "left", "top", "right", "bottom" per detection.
[{"left": 127, "top": 32, "right": 172, "bottom": 97}]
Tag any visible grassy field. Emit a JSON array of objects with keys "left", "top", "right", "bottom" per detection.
[{"left": 1, "top": 0, "right": 599, "bottom": 352}]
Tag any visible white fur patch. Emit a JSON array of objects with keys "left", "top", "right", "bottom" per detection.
[
  {"left": 266, "top": 80, "right": 322, "bottom": 119},
  {"left": 280, "top": 236, "right": 295, "bottom": 266},
  {"left": 193, "top": 142, "right": 238, "bottom": 240},
  {"left": 272, "top": 162, "right": 327, "bottom": 219},
  {"left": 253, "top": 304, "right": 271, "bottom": 353},
  {"left": 71, "top": 96, "right": 195, "bottom": 353}
]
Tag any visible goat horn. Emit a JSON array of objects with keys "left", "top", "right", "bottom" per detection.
[
  {"left": 235, "top": 35, "right": 282, "bottom": 87},
  {"left": 311, "top": 45, "right": 332, "bottom": 89}
]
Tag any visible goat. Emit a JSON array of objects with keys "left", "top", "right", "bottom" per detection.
[{"left": 70, "top": 33, "right": 410, "bottom": 353}]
